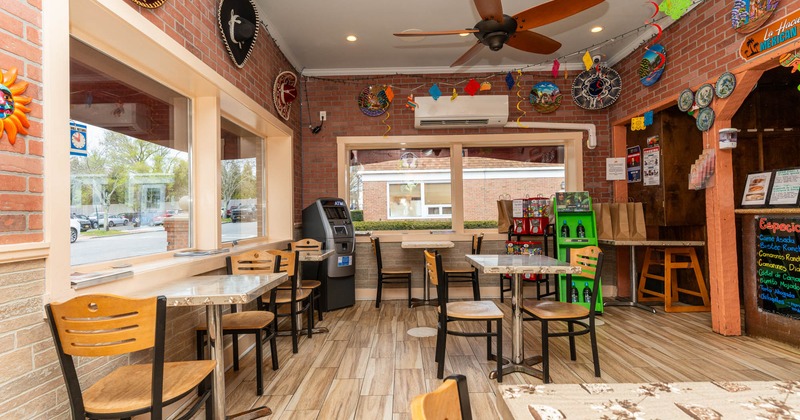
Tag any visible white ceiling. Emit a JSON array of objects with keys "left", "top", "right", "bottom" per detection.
[{"left": 255, "top": 0, "right": 694, "bottom": 76}]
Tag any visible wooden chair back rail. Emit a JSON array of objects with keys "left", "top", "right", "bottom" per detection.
[
  {"left": 472, "top": 233, "right": 484, "bottom": 254},
  {"left": 228, "top": 250, "right": 280, "bottom": 274},
  {"left": 410, "top": 374, "right": 471, "bottom": 420},
  {"left": 265, "top": 249, "right": 298, "bottom": 277},
  {"left": 290, "top": 238, "right": 322, "bottom": 251},
  {"left": 49, "top": 295, "right": 158, "bottom": 357},
  {"left": 424, "top": 249, "right": 439, "bottom": 286}
]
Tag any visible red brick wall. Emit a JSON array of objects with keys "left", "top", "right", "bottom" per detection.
[
  {"left": 301, "top": 72, "right": 612, "bottom": 210},
  {"left": 0, "top": 1, "right": 43, "bottom": 244}
]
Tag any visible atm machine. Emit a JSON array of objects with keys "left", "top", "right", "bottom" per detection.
[{"left": 302, "top": 198, "right": 356, "bottom": 311}]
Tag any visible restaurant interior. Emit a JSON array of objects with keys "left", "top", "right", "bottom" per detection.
[{"left": 2, "top": 0, "right": 800, "bottom": 418}]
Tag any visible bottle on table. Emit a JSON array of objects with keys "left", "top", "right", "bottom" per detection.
[
  {"left": 570, "top": 281, "right": 579, "bottom": 303},
  {"left": 560, "top": 220, "right": 570, "bottom": 238},
  {"left": 583, "top": 281, "right": 592, "bottom": 303},
  {"left": 576, "top": 220, "right": 586, "bottom": 238}
]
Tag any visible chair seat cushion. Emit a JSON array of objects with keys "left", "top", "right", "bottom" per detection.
[
  {"left": 83, "top": 360, "right": 216, "bottom": 415},
  {"left": 196, "top": 311, "right": 275, "bottom": 331},
  {"left": 277, "top": 279, "right": 322, "bottom": 290},
  {"left": 522, "top": 299, "right": 589, "bottom": 320},
  {"left": 382, "top": 267, "right": 412, "bottom": 275},
  {"left": 272, "top": 288, "right": 312, "bottom": 304},
  {"left": 440, "top": 301, "right": 503, "bottom": 319}
]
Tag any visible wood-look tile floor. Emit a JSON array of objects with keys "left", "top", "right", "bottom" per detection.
[{"left": 204, "top": 300, "right": 800, "bottom": 419}]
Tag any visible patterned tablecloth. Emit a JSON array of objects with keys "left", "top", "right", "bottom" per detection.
[{"left": 497, "top": 381, "right": 799, "bottom": 419}]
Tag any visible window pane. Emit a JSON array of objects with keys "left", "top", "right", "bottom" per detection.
[
  {"left": 350, "top": 148, "right": 451, "bottom": 229},
  {"left": 69, "top": 38, "right": 191, "bottom": 266},
  {"left": 462, "top": 146, "right": 565, "bottom": 226},
  {"left": 221, "top": 119, "right": 265, "bottom": 242}
]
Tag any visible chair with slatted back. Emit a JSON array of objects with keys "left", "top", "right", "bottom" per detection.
[
  {"left": 426, "top": 250, "right": 503, "bottom": 382},
  {"left": 522, "top": 245, "right": 603, "bottom": 383},
  {"left": 443, "top": 233, "right": 483, "bottom": 300},
  {"left": 410, "top": 374, "right": 472, "bottom": 420},
  {"left": 288, "top": 238, "right": 324, "bottom": 321},
  {"left": 264, "top": 249, "right": 314, "bottom": 353},
  {"left": 195, "top": 250, "right": 280, "bottom": 395},
  {"left": 371, "top": 236, "right": 412, "bottom": 308},
  {"left": 46, "top": 294, "right": 215, "bottom": 420}
]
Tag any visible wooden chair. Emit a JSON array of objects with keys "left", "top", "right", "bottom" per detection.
[
  {"left": 410, "top": 374, "right": 472, "bottom": 420},
  {"left": 522, "top": 246, "right": 603, "bottom": 383},
  {"left": 288, "top": 238, "right": 324, "bottom": 321},
  {"left": 46, "top": 294, "right": 215, "bottom": 420},
  {"left": 371, "top": 236, "right": 412, "bottom": 308},
  {"left": 264, "top": 249, "right": 314, "bottom": 353},
  {"left": 196, "top": 250, "right": 280, "bottom": 395},
  {"left": 443, "top": 233, "right": 483, "bottom": 300},
  {"left": 426, "top": 250, "right": 503, "bottom": 382}
]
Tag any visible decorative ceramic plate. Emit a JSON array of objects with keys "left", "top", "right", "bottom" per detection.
[
  {"left": 731, "top": 0, "right": 779, "bottom": 34},
  {"left": 715, "top": 72, "right": 737, "bottom": 98},
  {"left": 677, "top": 88, "right": 694, "bottom": 112},
  {"left": 358, "top": 86, "right": 390, "bottom": 117},
  {"left": 529, "top": 81, "right": 563, "bottom": 113},
  {"left": 695, "top": 84, "right": 714, "bottom": 108},
  {"left": 639, "top": 44, "right": 666, "bottom": 87},
  {"left": 696, "top": 107, "right": 715, "bottom": 131}
]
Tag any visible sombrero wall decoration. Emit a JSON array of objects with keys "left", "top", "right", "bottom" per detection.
[
  {"left": 273, "top": 71, "right": 297, "bottom": 120},
  {"left": 130, "top": 0, "right": 167, "bottom": 8},
  {"left": 217, "top": 0, "right": 260, "bottom": 68}
]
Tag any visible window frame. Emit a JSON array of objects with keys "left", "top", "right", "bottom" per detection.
[{"left": 337, "top": 132, "right": 584, "bottom": 235}]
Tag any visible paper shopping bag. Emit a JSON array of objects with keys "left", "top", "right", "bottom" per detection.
[
  {"left": 497, "top": 197, "right": 513, "bottom": 233},
  {"left": 627, "top": 202, "right": 647, "bottom": 240},
  {"left": 610, "top": 203, "right": 631, "bottom": 240},
  {"left": 594, "top": 203, "right": 613, "bottom": 240}
]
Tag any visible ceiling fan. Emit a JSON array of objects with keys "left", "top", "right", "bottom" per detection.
[{"left": 393, "top": 0, "right": 605, "bottom": 67}]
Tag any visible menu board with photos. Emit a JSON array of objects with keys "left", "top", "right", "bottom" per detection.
[
  {"left": 755, "top": 217, "right": 800, "bottom": 319},
  {"left": 741, "top": 171, "right": 772, "bottom": 207},
  {"left": 768, "top": 168, "right": 800, "bottom": 206}
]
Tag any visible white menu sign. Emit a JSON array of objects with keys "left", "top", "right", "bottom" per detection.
[
  {"left": 768, "top": 168, "right": 800, "bottom": 206},
  {"left": 606, "top": 157, "right": 626, "bottom": 181}
]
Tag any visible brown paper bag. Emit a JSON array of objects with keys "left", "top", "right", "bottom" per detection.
[
  {"left": 610, "top": 203, "right": 631, "bottom": 240},
  {"left": 594, "top": 203, "right": 613, "bottom": 240},
  {"left": 497, "top": 197, "right": 513, "bottom": 233},
  {"left": 627, "top": 202, "right": 647, "bottom": 240}
]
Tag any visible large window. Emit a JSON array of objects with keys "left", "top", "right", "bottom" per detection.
[
  {"left": 221, "top": 119, "right": 265, "bottom": 242},
  {"left": 69, "top": 39, "right": 191, "bottom": 266}
]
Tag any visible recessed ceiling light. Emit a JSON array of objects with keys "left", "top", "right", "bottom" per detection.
[
  {"left": 591, "top": 26, "right": 603, "bottom": 33},
  {"left": 459, "top": 32, "right": 470, "bottom": 37},
  {"left": 346, "top": 35, "right": 358, "bottom": 42}
]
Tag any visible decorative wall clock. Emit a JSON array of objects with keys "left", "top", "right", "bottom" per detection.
[
  {"left": 218, "top": 0, "right": 260, "bottom": 68},
  {"left": 130, "top": 0, "right": 167, "bottom": 8},
  {"left": 571, "top": 66, "right": 622, "bottom": 110},
  {"left": 272, "top": 71, "right": 297, "bottom": 120}
]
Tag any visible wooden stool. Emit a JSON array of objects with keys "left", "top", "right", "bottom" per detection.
[{"left": 637, "top": 247, "right": 710, "bottom": 312}]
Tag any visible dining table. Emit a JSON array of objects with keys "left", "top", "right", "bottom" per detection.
[
  {"left": 466, "top": 254, "right": 581, "bottom": 379},
  {"left": 401, "top": 240, "right": 455, "bottom": 308},
  {"left": 133, "top": 272, "right": 287, "bottom": 420}
]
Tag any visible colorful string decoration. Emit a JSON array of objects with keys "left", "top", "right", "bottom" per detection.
[
  {"left": 631, "top": 116, "right": 646, "bottom": 131},
  {"left": 382, "top": 87, "right": 394, "bottom": 137},
  {"left": 464, "top": 78, "right": 480, "bottom": 96},
  {"left": 429, "top": 83, "right": 442, "bottom": 100},
  {"left": 644, "top": 1, "right": 665, "bottom": 72},
  {"left": 480, "top": 81, "right": 492, "bottom": 91},
  {"left": 505, "top": 72, "right": 515, "bottom": 90},
  {"left": 450, "top": 88, "right": 458, "bottom": 101},
  {"left": 582, "top": 51, "right": 593, "bottom": 70},
  {"left": 405, "top": 94, "right": 418, "bottom": 109},
  {"left": 551, "top": 59, "right": 560, "bottom": 78},
  {"left": 515, "top": 69, "right": 528, "bottom": 128},
  {"left": 659, "top": 0, "right": 692, "bottom": 20},
  {"left": 644, "top": 110, "right": 654, "bottom": 126}
]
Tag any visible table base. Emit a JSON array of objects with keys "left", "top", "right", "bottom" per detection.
[
  {"left": 410, "top": 297, "right": 437, "bottom": 308},
  {"left": 488, "top": 354, "right": 544, "bottom": 379},
  {"left": 277, "top": 326, "right": 328, "bottom": 336},
  {"left": 604, "top": 299, "right": 657, "bottom": 314}
]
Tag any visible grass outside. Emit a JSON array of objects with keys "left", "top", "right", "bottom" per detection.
[{"left": 81, "top": 229, "right": 128, "bottom": 238}]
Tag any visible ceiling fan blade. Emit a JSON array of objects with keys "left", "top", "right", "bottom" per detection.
[
  {"left": 393, "top": 29, "right": 479, "bottom": 37},
  {"left": 506, "top": 31, "right": 561, "bottom": 54},
  {"left": 451, "top": 42, "right": 485, "bottom": 67},
  {"left": 513, "top": 0, "right": 605, "bottom": 32},
  {"left": 474, "top": 0, "right": 504, "bottom": 23}
]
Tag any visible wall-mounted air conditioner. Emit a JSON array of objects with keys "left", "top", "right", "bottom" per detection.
[
  {"left": 414, "top": 95, "right": 508, "bottom": 129},
  {"left": 70, "top": 103, "right": 151, "bottom": 135}
]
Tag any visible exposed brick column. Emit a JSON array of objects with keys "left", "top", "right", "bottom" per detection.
[{"left": 163, "top": 216, "right": 189, "bottom": 250}]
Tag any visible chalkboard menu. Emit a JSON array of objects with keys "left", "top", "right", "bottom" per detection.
[{"left": 756, "top": 216, "right": 800, "bottom": 319}]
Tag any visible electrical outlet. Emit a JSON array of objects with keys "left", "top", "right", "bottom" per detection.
[{"left": 319, "top": 111, "right": 326, "bottom": 121}]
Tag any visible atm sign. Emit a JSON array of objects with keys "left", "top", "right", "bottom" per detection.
[{"left": 337, "top": 256, "right": 352, "bottom": 267}]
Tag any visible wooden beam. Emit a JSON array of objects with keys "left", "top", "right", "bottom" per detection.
[{"left": 612, "top": 124, "right": 630, "bottom": 296}]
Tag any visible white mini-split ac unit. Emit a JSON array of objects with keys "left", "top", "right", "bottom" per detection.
[
  {"left": 70, "top": 103, "right": 151, "bottom": 135},
  {"left": 414, "top": 95, "right": 508, "bottom": 129}
]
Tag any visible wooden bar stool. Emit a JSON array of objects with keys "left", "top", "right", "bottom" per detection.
[{"left": 638, "top": 247, "right": 710, "bottom": 312}]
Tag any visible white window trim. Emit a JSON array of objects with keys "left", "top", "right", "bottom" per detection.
[
  {"left": 337, "top": 132, "right": 584, "bottom": 236},
  {"left": 40, "top": 0, "right": 295, "bottom": 302}
]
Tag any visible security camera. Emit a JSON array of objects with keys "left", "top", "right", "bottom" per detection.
[{"left": 592, "top": 55, "right": 603, "bottom": 65}]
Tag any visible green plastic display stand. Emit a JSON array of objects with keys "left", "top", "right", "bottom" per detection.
[{"left": 552, "top": 192, "right": 603, "bottom": 313}]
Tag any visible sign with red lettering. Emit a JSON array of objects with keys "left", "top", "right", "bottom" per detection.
[{"left": 740, "top": 8, "right": 800, "bottom": 61}]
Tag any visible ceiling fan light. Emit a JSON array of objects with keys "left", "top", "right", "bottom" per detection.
[{"left": 484, "top": 32, "right": 508, "bottom": 51}]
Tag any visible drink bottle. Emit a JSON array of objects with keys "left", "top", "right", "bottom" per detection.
[
  {"left": 576, "top": 220, "right": 586, "bottom": 238},
  {"left": 560, "top": 220, "right": 570, "bottom": 237},
  {"left": 583, "top": 282, "right": 592, "bottom": 303}
]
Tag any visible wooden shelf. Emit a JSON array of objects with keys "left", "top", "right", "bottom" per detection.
[{"left": 734, "top": 208, "right": 800, "bottom": 214}]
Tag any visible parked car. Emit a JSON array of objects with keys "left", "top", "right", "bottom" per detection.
[
  {"left": 71, "top": 214, "right": 94, "bottom": 231},
  {"left": 230, "top": 205, "right": 256, "bottom": 222},
  {"left": 152, "top": 210, "right": 180, "bottom": 226},
  {"left": 89, "top": 213, "right": 129, "bottom": 227},
  {"left": 70, "top": 218, "right": 80, "bottom": 243},
  {"left": 225, "top": 205, "right": 238, "bottom": 218},
  {"left": 119, "top": 212, "right": 141, "bottom": 227}
]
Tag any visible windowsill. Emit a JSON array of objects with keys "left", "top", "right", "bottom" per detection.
[
  {"left": 0, "top": 242, "right": 50, "bottom": 264},
  {"left": 353, "top": 230, "right": 522, "bottom": 243}
]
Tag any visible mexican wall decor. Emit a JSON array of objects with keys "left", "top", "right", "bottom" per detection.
[
  {"left": 731, "top": 0, "right": 779, "bottom": 34},
  {"left": 715, "top": 72, "right": 737, "bottom": 98},
  {"left": 695, "top": 83, "right": 714, "bottom": 108},
  {"left": 272, "top": 71, "right": 297, "bottom": 120},
  {"left": 639, "top": 44, "right": 666, "bottom": 86},
  {"left": 740, "top": 8, "right": 800, "bottom": 61},
  {"left": 779, "top": 52, "right": 800, "bottom": 72},
  {"left": 130, "top": 0, "right": 167, "bottom": 8},
  {"left": 358, "top": 85, "right": 391, "bottom": 117},
  {"left": 529, "top": 81, "right": 562, "bottom": 114},
  {"left": 571, "top": 66, "right": 622, "bottom": 110},
  {"left": 696, "top": 107, "right": 715, "bottom": 132},
  {"left": 218, "top": 0, "right": 260, "bottom": 68},
  {"left": 0, "top": 67, "right": 31, "bottom": 145},
  {"left": 677, "top": 88, "right": 694, "bottom": 112}
]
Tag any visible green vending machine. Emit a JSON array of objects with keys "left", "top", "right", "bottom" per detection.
[{"left": 552, "top": 191, "right": 602, "bottom": 313}]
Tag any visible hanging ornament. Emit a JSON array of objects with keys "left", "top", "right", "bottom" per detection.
[
  {"left": 564, "top": 66, "right": 568, "bottom": 81},
  {"left": 659, "top": 0, "right": 692, "bottom": 20},
  {"left": 479, "top": 81, "right": 492, "bottom": 91},
  {"left": 382, "top": 110, "right": 391, "bottom": 137},
  {"left": 551, "top": 59, "right": 560, "bottom": 78},
  {"left": 582, "top": 51, "right": 593, "bottom": 70},
  {"left": 780, "top": 52, "right": 800, "bottom": 72},
  {"left": 429, "top": 83, "right": 442, "bottom": 100},
  {"left": 0, "top": 67, "right": 32, "bottom": 145},
  {"left": 515, "top": 70, "right": 528, "bottom": 128},
  {"left": 643, "top": 110, "right": 654, "bottom": 126},
  {"left": 631, "top": 117, "right": 646, "bottom": 131},
  {"left": 384, "top": 86, "right": 394, "bottom": 103},
  {"left": 505, "top": 72, "right": 515, "bottom": 89},
  {"left": 405, "top": 94, "right": 418, "bottom": 109},
  {"left": 450, "top": 88, "right": 458, "bottom": 101},
  {"left": 465, "top": 79, "right": 480, "bottom": 96}
]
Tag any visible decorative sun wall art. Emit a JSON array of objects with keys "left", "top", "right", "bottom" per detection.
[{"left": 0, "top": 67, "right": 31, "bottom": 145}]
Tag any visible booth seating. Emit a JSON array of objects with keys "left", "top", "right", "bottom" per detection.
[
  {"left": 637, "top": 247, "right": 711, "bottom": 312},
  {"left": 410, "top": 374, "right": 472, "bottom": 420}
]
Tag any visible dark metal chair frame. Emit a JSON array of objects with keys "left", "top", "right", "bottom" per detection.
[{"left": 372, "top": 236, "right": 412, "bottom": 308}]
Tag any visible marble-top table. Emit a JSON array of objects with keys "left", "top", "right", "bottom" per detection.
[
  {"left": 599, "top": 239, "right": 705, "bottom": 313},
  {"left": 466, "top": 254, "right": 580, "bottom": 379},
  {"left": 133, "top": 273, "right": 287, "bottom": 419}
]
